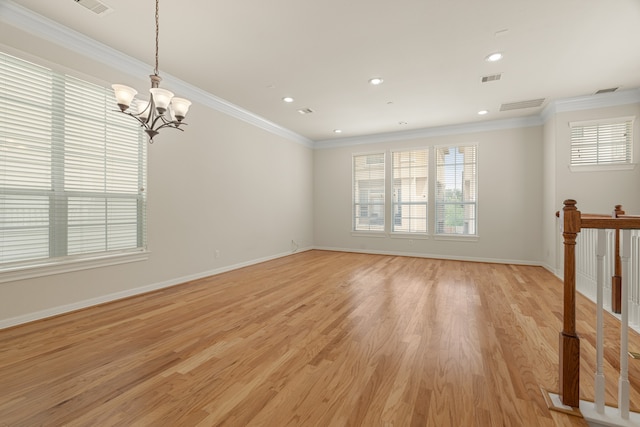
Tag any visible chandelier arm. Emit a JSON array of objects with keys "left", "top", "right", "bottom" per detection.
[
  {"left": 114, "top": 110, "right": 153, "bottom": 129},
  {"left": 148, "top": 114, "right": 169, "bottom": 131},
  {"left": 152, "top": 117, "right": 187, "bottom": 132},
  {"left": 156, "top": 123, "right": 186, "bottom": 132}
]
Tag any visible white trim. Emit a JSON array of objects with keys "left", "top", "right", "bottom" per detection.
[
  {"left": 350, "top": 231, "right": 387, "bottom": 238},
  {"left": 553, "top": 89, "right": 640, "bottom": 114},
  {"left": 569, "top": 163, "right": 637, "bottom": 173},
  {"left": 433, "top": 143, "right": 479, "bottom": 240},
  {"left": 568, "top": 116, "right": 634, "bottom": 169},
  {"left": 352, "top": 151, "right": 386, "bottom": 234},
  {"left": 569, "top": 115, "right": 636, "bottom": 128},
  {"left": 541, "top": 89, "right": 640, "bottom": 123},
  {"left": 389, "top": 233, "right": 429, "bottom": 240},
  {"left": 0, "top": 246, "right": 313, "bottom": 330},
  {"left": 315, "top": 246, "right": 541, "bottom": 266},
  {"left": 434, "top": 235, "right": 479, "bottom": 242},
  {"left": 0, "top": 251, "right": 150, "bottom": 284},
  {"left": 315, "top": 116, "right": 542, "bottom": 149},
  {"left": 0, "top": 0, "right": 313, "bottom": 148},
  {"left": 323, "top": 90, "right": 640, "bottom": 149},
  {"left": 2, "top": 0, "right": 639, "bottom": 150},
  {"left": 546, "top": 392, "right": 640, "bottom": 427},
  {"left": 541, "top": 262, "right": 561, "bottom": 279}
]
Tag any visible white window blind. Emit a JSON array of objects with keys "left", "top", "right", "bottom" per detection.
[
  {"left": 0, "top": 52, "right": 146, "bottom": 268},
  {"left": 391, "top": 149, "right": 428, "bottom": 233},
  {"left": 570, "top": 119, "right": 633, "bottom": 165},
  {"left": 353, "top": 153, "right": 385, "bottom": 231},
  {"left": 435, "top": 145, "right": 477, "bottom": 236}
]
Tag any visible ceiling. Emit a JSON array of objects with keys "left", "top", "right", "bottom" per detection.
[{"left": 7, "top": 0, "right": 640, "bottom": 142}]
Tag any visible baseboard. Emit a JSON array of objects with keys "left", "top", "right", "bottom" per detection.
[
  {"left": 541, "top": 263, "right": 562, "bottom": 279},
  {"left": 542, "top": 388, "right": 640, "bottom": 427},
  {"left": 313, "top": 246, "right": 544, "bottom": 267},
  {"left": 0, "top": 246, "right": 313, "bottom": 330}
]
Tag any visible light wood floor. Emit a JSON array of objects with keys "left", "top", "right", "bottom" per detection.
[{"left": 1, "top": 250, "right": 639, "bottom": 426}]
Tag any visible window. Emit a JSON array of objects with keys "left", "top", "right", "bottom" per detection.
[
  {"left": 353, "top": 153, "right": 385, "bottom": 231},
  {"left": 435, "top": 145, "right": 477, "bottom": 236},
  {"left": 391, "top": 149, "right": 428, "bottom": 233},
  {"left": 570, "top": 118, "right": 633, "bottom": 166},
  {"left": 0, "top": 52, "right": 146, "bottom": 269}
]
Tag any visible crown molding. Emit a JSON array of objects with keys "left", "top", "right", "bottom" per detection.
[
  {"left": 540, "top": 88, "right": 640, "bottom": 123},
  {"left": 0, "top": 0, "right": 314, "bottom": 148},
  {"left": 320, "top": 89, "right": 640, "bottom": 149},
  {"left": 1, "top": 0, "right": 638, "bottom": 150},
  {"left": 314, "top": 116, "right": 543, "bottom": 149}
]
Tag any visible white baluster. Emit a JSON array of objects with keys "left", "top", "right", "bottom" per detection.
[
  {"left": 619, "top": 229, "right": 631, "bottom": 419},
  {"left": 595, "top": 228, "right": 606, "bottom": 414},
  {"left": 605, "top": 230, "right": 614, "bottom": 310},
  {"left": 632, "top": 233, "right": 639, "bottom": 327}
]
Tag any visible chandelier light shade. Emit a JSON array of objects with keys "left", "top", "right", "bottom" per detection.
[{"left": 112, "top": 0, "right": 191, "bottom": 142}]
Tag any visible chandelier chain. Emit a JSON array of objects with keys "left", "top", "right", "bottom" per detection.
[{"left": 154, "top": 0, "right": 159, "bottom": 76}]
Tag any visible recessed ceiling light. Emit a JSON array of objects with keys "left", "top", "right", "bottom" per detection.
[
  {"left": 333, "top": 129, "right": 342, "bottom": 134},
  {"left": 368, "top": 77, "right": 384, "bottom": 85},
  {"left": 485, "top": 52, "right": 503, "bottom": 62},
  {"left": 282, "top": 97, "right": 294, "bottom": 103},
  {"left": 478, "top": 110, "right": 489, "bottom": 115}
]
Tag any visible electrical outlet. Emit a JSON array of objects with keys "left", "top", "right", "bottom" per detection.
[{"left": 214, "top": 249, "right": 220, "bottom": 259}]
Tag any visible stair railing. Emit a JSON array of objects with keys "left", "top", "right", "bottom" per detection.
[{"left": 559, "top": 199, "right": 640, "bottom": 420}]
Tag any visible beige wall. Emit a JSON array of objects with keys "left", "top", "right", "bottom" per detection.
[
  {"left": 545, "top": 103, "right": 640, "bottom": 277},
  {"left": 314, "top": 126, "right": 544, "bottom": 264},
  {"left": 542, "top": 115, "right": 558, "bottom": 274},
  {"left": 553, "top": 104, "right": 640, "bottom": 213},
  {"left": 0, "top": 24, "right": 315, "bottom": 327}
]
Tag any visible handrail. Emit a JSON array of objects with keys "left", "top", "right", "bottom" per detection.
[
  {"left": 613, "top": 205, "right": 625, "bottom": 314},
  {"left": 558, "top": 199, "right": 640, "bottom": 413}
]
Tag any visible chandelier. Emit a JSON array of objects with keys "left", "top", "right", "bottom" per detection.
[{"left": 111, "top": 0, "right": 191, "bottom": 143}]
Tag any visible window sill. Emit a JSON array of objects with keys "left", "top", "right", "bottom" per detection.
[
  {"left": 434, "top": 234, "right": 479, "bottom": 242},
  {"left": 0, "top": 250, "right": 150, "bottom": 284},
  {"left": 569, "top": 163, "right": 637, "bottom": 173},
  {"left": 390, "top": 233, "right": 429, "bottom": 240},
  {"left": 351, "top": 231, "right": 387, "bottom": 238}
]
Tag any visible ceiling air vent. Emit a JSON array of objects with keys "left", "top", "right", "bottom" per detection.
[
  {"left": 297, "top": 108, "right": 314, "bottom": 115},
  {"left": 73, "top": 0, "right": 113, "bottom": 16},
  {"left": 481, "top": 73, "right": 502, "bottom": 83},
  {"left": 499, "top": 98, "right": 545, "bottom": 111},
  {"left": 595, "top": 87, "right": 619, "bottom": 94}
]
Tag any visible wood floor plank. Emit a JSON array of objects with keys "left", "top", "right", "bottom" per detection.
[{"left": 3, "top": 250, "right": 638, "bottom": 426}]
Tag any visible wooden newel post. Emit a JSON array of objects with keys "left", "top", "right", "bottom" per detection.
[
  {"left": 560, "top": 199, "right": 581, "bottom": 407},
  {"left": 612, "top": 205, "right": 624, "bottom": 314}
]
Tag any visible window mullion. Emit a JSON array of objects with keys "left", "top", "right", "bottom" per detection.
[
  {"left": 50, "top": 73, "right": 67, "bottom": 258},
  {"left": 137, "top": 128, "right": 145, "bottom": 249}
]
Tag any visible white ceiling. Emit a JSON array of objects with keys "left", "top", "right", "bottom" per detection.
[{"left": 7, "top": 0, "right": 640, "bottom": 142}]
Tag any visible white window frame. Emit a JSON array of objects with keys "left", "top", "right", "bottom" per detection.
[
  {"left": 390, "top": 148, "right": 429, "bottom": 235},
  {"left": 352, "top": 152, "right": 386, "bottom": 234},
  {"left": 0, "top": 51, "right": 148, "bottom": 283},
  {"left": 569, "top": 117, "right": 636, "bottom": 172},
  {"left": 434, "top": 144, "right": 478, "bottom": 238}
]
